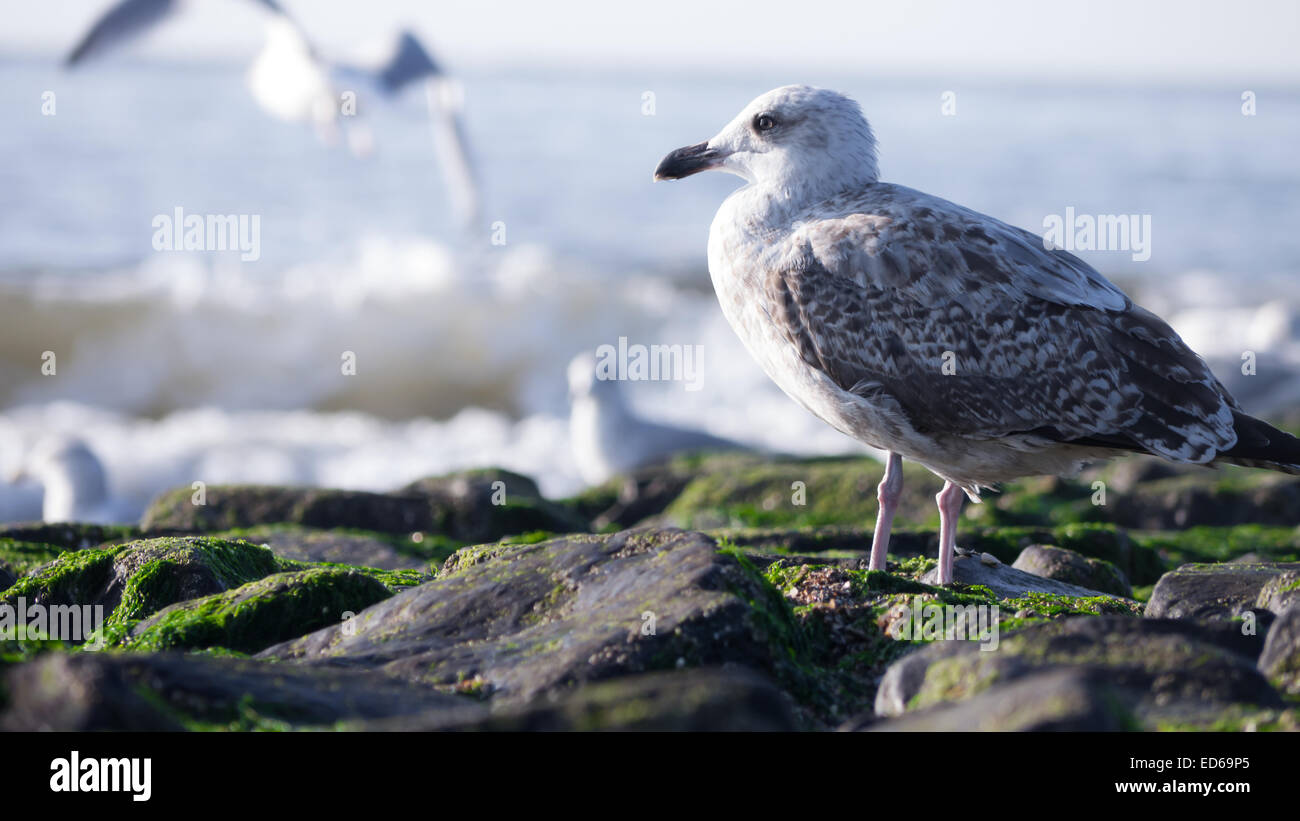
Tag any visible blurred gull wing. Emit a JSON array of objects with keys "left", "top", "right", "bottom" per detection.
[
  {"left": 65, "top": 0, "right": 179, "bottom": 65},
  {"left": 65, "top": 0, "right": 294, "bottom": 65},
  {"left": 335, "top": 29, "right": 480, "bottom": 228},
  {"left": 425, "top": 75, "right": 481, "bottom": 232},
  {"left": 378, "top": 29, "right": 443, "bottom": 92},
  {"left": 334, "top": 28, "right": 442, "bottom": 93}
]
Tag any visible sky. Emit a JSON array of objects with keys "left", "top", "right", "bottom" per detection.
[{"left": 4, "top": 0, "right": 1299, "bottom": 83}]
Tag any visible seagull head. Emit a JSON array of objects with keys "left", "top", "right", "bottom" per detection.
[{"left": 654, "top": 85, "right": 879, "bottom": 197}]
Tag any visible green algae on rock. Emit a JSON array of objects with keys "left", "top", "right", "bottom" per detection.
[
  {"left": 873, "top": 616, "right": 1277, "bottom": 725},
  {"left": 258, "top": 529, "right": 806, "bottom": 706},
  {"left": 352, "top": 665, "right": 800, "bottom": 732},
  {"left": 119, "top": 568, "right": 394, "bottom": 654},
  {"left": 141, "top": 468, "right": 587, "bottom": 543},
  {"left": 1258, "top": 603, "right": 1300, "bottom": 696},
  {"left": 141, "top": 485, "right": 439, "bottom": 534},
  {"left": 849, "top": 668, "right": 1139, "bottom": 732},
  {"left": 210, "top": 524, "right": 452, "bottom": 571},
  {"left": 1011, "top": 544, "right": 1132, "bottom": 598},
  {"left": 0, "top": 523, "right": 139, "bottom": 552},
  {"left": 0, "top": 651, "right": 473, "bottom": 731},
  {"left": 1144, "top": 561, "right": 1300, "bottom": 620},
  {"left": 0, "top": 535, "right": 425, "bottom": 653}
]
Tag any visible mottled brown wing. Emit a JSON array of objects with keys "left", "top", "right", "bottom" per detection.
[{"left": 764, "top": 186, "right": 1238, "bottom": 462}]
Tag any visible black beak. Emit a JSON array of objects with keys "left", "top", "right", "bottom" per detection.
[{"left": 654, "top": 142, "right": 720, "bottom": 181}]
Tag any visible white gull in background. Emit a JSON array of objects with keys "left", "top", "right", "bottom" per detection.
[
  {"left": 655, "top": 84, "right": 1300, "bottom": 584},
  {"left": 9, "top": 436, "right": 133, "bottom": 524},
  {"left": 567, "top": 352, "right": 747, "bottom": 485},
  {"left": 64, "top": 0, "right": 481, "bottom": 229}
]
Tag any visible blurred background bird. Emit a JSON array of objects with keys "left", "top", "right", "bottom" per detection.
[
  {"left": 63, "top": 0, "right": 481, "bottom": 230},
  {"left": 567, "top": 351, "right": 749, "bottom": 485},
  {"left": 8, "top": 436, "right": 133, "bottom": 523}
]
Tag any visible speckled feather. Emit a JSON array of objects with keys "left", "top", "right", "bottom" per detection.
[{"left": 757, "top": 183, "right": 1240, "bottom": 466}]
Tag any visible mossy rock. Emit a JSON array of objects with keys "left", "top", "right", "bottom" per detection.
[
  {"left": 0, "top": 523, "right": 139, "bottom": 552},
  {"left": 659, "top": 453, "right": 944, "bottom": 530},
  {"left": 0, "top": 523, "right": 142, "bottom": 588},
  {"left": 398, "top": 467, "right": 589, "bottom": 542},
  {"left": 1145, "top": 561, "right": 1300, "bottom": 620},
  {"left": 1259, "top": 604, "right": 1300, "bottom": 696},
  {"left": 851, "top": 668, "right": 1138, "bottom": 731},
  {"left": 259, "top": 527, "right": 831, "bottom": 721},
  {"left": 1, "top": 537, "right": 283, "bottom": 631},
  {"left": 141, "top": 468, "right": 586, "bottom": 543},
  {"left": 211, "top": 524, "right": 453, "bottom": 571},
  {"left": 0, "top": 539, "right": 66, "bottom": 581},
  {"left": 875, "top": 616, "right": 1277, "bottom": 721},
  {"left": 141, "top": 485, "right": 437, "bottom": 535},
  {"left": 119, "top": 568, "right": 394, "bottom": 654},
  {"left": 0, "top": 651, "right": 472, "bottom": 731},
  {"left": 1012, "top": 544, "right": 1132, "bottom": 598},
  {"left": 920, "top": 549, "right": 1134, "bottom": 600},
  {"left": 713, "top": 522, "right": 1167, "bottom": 586},
  {"left": 355, "top": 665, "right": 799, "bottom": 731}
]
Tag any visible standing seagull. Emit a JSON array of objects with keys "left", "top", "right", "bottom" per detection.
[
  {"left": 654, "top": 85, "right": 1300, "bottom": 584},
  {"left": 567, "top": 352, "right": 747, "bottom": 485}
]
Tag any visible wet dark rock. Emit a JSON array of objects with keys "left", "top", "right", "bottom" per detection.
[
  {"left": 228, "top": 525, "right": 433, "bottom": 571},
  {"left": 141, "top": 485, "right": 437, "bottom": 535},
  {"left": 398, "top": 467, "right": 587, "bottom": 542},
  {"left": 850, "top": 668, "right": 1135, "bottom": 731},
  {"left": 357, "top": 666, "right": 799, "bottom": 731},
  {"left": 0, "top": 562, "right": 14, "bottom": 592},
  {"left": 1255, "top": 569, "right": 1300, "bottom": 614},
  {"left": 566, "top": 472, "right": 697, "bottom": 531},
  {"left": 874, "top": 616, "right": 1278, "bottom": 719},
  {"left": 1259, "top": 603, "right": 1300, "bottom": 695},
  {"left": 142, "top": 468, "right": 586, "bottom": 542},
  {"left": 0, "top": 651, "right": 473, "bottom": 731},
  {"left": 1012, "top": 544, "right": 1132, "bottom": 598},
  {"left": 919, "top": 549, "right": 1123, "bottom": 599},
  {"left": 259, "top": 528, "right": 792, "bottom": 702},
  {"left": 1145, "top": 562, "right": 1300, "bottom": 620}
]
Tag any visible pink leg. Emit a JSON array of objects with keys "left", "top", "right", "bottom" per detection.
[
  {"left": 869, "top": 452, "right": 902, "bottom": 571},
  {"left": 935, "top": 481, "right": 965, "bottom": 585}
]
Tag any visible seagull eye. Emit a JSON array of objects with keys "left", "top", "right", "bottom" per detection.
[{"left": 753, "top": 114, "right": 777, "bottom": 133}]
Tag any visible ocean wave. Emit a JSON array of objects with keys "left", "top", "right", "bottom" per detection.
[{"left": 2, "top": 242, "right": 1297, "bottom": 524}]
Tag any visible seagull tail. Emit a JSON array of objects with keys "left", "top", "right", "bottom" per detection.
[{"left": 1214, "top": 410, "right": 1300, "bottom": 475}]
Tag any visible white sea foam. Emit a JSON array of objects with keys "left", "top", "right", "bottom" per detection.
[{"left": 0, "top": 242, "right": 1296, "bottom": 525}]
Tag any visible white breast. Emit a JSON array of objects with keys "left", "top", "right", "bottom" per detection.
[{"left": 706, "top": 195, "right": 895, "bottom": 452}]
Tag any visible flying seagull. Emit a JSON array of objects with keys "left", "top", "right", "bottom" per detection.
[
  {"left": 567, "top": 352, "right": 747, "bottom": 485},
  {"left": 654, "top": 85, "right": 1300, "bottom": 584},
  {"left": 334, "top": 30, "right": 482, "bottom": 228},
  {"left": 64, "top": 0, "right": 481, "bottom": 229}
]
